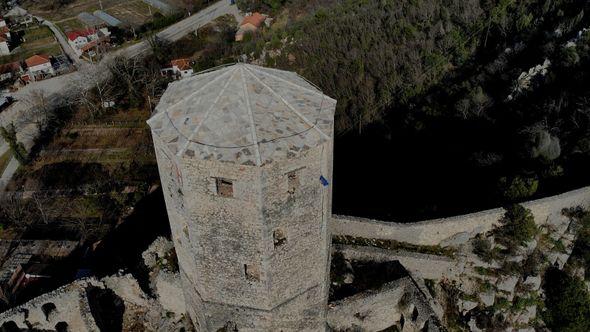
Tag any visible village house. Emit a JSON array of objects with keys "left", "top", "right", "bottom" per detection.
[
  {"left": 24, "top": 54, "right": 54, "bottom": 81},
  {"left": 0, "top": 17, "right": 12, "bottom": 55},
  {"left": 160, "top": 58, "right": 194, "bottom": 79},
  {"left": 67, "top": 27, "right": 110, "bottom": 57},
  {"left": 0, "top": 19, "right": 11, "bottom": 40},
  {"left": 5, "top": 7, "right": 34, "bottom": 27},
  {"left": 235, "top": 12, "right": 269, "bottom": 41}
]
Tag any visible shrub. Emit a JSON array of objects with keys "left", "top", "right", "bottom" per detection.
[
  {"left": 499, "top": 176, "right": 539, "bottom": 201},
  {"left": 0, "top": 124, "right": 28, "bottom": 164},
  {"left": 495, "top": 204, "right": 537, "bottom": 252},
  {"left": 542, "top": 268, "right": 590, "bottom": 331},
  {"left": 472, "top": 236, "right": 493, "bottom": 262}
]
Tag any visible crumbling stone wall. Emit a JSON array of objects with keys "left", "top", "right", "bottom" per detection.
[
  {"left": 0, "top": 273, "right": 185, "bottom": 332},
  {"left": 0, "top": 278, "right": 102, "bottom": 331},
  {"left": 332, "top": 186, "right": 590, "bottom": 246},
  {"left": 327, "top": 276, "right": 440, "bottom": 332}
]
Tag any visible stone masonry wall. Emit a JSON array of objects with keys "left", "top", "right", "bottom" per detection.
[
  {"left": 154, "top": 130, "right": 333, "bottom": 331},
  {"left": 332, "top": 186, "right": 590, "bottom": 246},
  {"left": 327, "top": 276, "right": 439, "bottom": 332}
]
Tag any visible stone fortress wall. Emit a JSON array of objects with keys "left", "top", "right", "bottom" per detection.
[
  {"left": 327, "top": 186, "right": 590, "bottom": 331},
  {"left": 332, "top": 186, "right": 590, "bottom": 246}
]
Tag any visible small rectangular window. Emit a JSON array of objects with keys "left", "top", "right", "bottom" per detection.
[
  {"left": 244, "top": 264, "right": 260, "bottom": 281},
  {"left": 216, "top": 178, "right": 233, "bottom": 197},
  {"left": 287, "top": 169, "right": 301, "bottom": 194},
  {"left": 273, "top": 229, "right": 287, "bottom": 248}
]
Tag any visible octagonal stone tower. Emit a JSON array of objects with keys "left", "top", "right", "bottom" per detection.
[{"left": 147, "top": 63, "right": 336, "bottom": 331}]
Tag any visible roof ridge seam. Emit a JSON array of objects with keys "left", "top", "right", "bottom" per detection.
[
  {"left": 246, "top": 64, "right": 324, "bottom": 96},
  {"left": 176, "top": 66, "right": 238, "bottom": 157},
  {"left": 243, "top": 65, "right": 330, "bottom": 140},
  {"left": 162, "top": 67, "right": 231, "bottom": 116},
  {"left": 240, "top": 66, "right": 263, "bottom": 166}
]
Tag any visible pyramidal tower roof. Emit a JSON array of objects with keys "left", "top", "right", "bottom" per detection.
[{"left": 147, "top": 63, "right": 336, "bottom": 166}]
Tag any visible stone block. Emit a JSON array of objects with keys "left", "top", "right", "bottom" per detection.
[
  {"left": 479, "top": 291, "right": 495, "bottom": 307},
  {"left": 523, "top": 276, "right": 541, "bottom": 291},
  {"left": 497, "top": 276, "right": 519, "bottom": 295}
]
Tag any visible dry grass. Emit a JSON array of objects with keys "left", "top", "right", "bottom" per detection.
[
  {"left": 57, "top": 18, "right": 87, "bottom": 33},
  {"left": 24, "top": 0, "right": 159, "bottom": 29},
  {"left": 24, "top": 0, "right": 122, "bottom": 21},
  {"left": 0, "top": 43, "right": 62, "bottom": 65},
  {"left": 34, "top": 107, "right": 154, "bottom": 167},
  {"left": 105, "top": 1, "right": 159, "bottom": 27}
]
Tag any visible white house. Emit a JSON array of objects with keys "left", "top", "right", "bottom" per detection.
[
  {"left": 67, "top": 28, "right": 98, "bottom": 56},
  {"left": 25, "top": 54, "right": 54, "bottom": 81},
  {"left": 67, "top": 27, "right": 110, "bottom": 57},
  {"left": 161, "top": 58, "right": 193, "bottom": 79}
]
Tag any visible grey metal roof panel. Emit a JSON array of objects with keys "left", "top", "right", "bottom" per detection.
[
  {"left": 93, "top": 10, "right": 122, "bottom": 27},
  {"left": 77, "top": 12, "right": 103, "bottom": 26}
]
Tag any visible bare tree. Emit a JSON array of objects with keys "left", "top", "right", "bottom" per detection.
[
  {"left": 108, "top": 56, "right": 146, "bottom": 105},
  {"left": 71, "top": 62, "right": 116, "bottom": 118}
]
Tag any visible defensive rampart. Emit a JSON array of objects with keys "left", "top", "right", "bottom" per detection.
[{"left": 332, "top": 186, "right": 590, "bottom": 246}]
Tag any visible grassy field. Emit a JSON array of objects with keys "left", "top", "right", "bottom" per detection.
[
  {"left": 9, "top": 107, "right": 156, "bottom": 190},
  {"left": 4, "top": 105, "right": 157, "bottom": 230},
  {"left": 24, "top": 0, "right": 122, "bottom": 21},
  {"left": 56, "top": 18, "right": 87, "bottom": 33},
  {"left": 25, "top": 0, "right": 160, "bottom": 29},
  {"left": 23, "top": 26, "right": 54, "bottom": 41},
  {"left": 106, "top": 1, "right": 159, "bottom": 27},
  {"left": 0, "top": 150, "right": 12, "bottom": 175}
]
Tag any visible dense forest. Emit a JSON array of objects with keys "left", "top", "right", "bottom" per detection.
[{"left": 233, "top": 0, "right": 590, "bottom": 221}]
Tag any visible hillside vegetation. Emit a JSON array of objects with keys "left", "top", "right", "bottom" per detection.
[{"left": 229, "top": 0, "right": 590, "bottom": 219}]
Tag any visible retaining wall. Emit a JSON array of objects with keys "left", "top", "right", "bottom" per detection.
[
  {"left": 334, "top": 245, "right": 464, "bottom": 280},
  {"left": 327, "top": 277, "right": 438, "bottom": 332},
  {"left": 331, "top": 186, "right": 590, "bottom": 246}
]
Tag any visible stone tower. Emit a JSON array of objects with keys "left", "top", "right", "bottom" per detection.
[{"left": 147, "top": 63, "right": 336, "bottom": 331}]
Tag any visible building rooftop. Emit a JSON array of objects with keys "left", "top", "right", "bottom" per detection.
[
  {"left": 240, "top": 12, "right": 266, "bottom": 28},
  {"left": 147, "top": 63, "right": 336, "bottom": 166},
  {"left": 67, "top": 28, "right": 96, "bottom": 41},
  {"left": 25, "top": 54, "right": 50, "bottom": 68},
  {"left": 170, "top": 58, "right": 192, "bottom": 71}
]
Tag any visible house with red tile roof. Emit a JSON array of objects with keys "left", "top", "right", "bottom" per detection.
[
  {"left": 235, "top": 12, "right": 269, "bottom": 42},
  {"left": 0, "top": 18, "right": 12, "bottom": 55},
  {"left": 67, "top": 27, "right": 110, "bottom": 57},
  {"left": 161, "top": 58, "right": 194, "bottom": 79},
  {"left": 25, "top": 54, "right": 54, "bottom": 81}
]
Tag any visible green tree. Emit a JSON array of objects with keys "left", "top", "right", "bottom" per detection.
[
  {"left": 495, "top": 204, "right": 537, "bottom": 252},
  {"left": 499, "top": 176, "right": 539, "bottom": 201},
  {"left": 0, "top": 124, "right": 28, "bottom": 164}
]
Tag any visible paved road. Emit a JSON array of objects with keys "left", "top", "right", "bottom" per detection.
[
  {"left": 0, "top": 0, "right": 238, "bottom": 185},
  {"left": 120, "top": 0, "right": 239, "bottom": 58}
]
